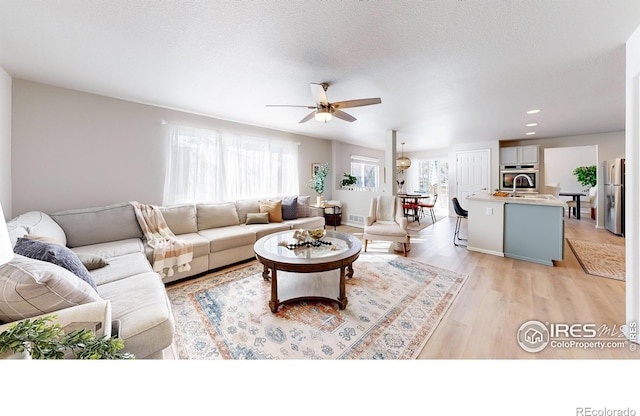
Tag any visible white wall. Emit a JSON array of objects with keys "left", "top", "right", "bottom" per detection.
[
  {"left": 0, "top": 67, "right": 10, "bottom": 219},
  {"left": 543, "top": 145, "right": 597, "bottom": 193},
  {"left": 11, "top": 79, "right": 332, "bottom": 215},
  {"left": 626, "top": 24, "right": 640, "bottom": 342},
  {"left": 331, "top": 140, "right": 385, "bottom": 226}
]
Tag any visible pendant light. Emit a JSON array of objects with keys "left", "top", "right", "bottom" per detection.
[{"left": 396, "top": 142, "right": 411, "bottom": 170}]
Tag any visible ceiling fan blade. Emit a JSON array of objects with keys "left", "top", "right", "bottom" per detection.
[
  {"left": 299, "top": 111, "right": 316, "bottom": 123},
  {"left": 332, "top": 109, "right": 356, "bottom": 122},
  {"left": 310, "top": 83, "right": 329, "bottom": 105},
  {"left": 331, "top": 98, "right": 382, "bottom": 109},
  {"left": 266, "top": 104, "right": 316, "bottom": 108}
]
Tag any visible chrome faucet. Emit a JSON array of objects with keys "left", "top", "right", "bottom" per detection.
[{"left": 512, "top": 174, "right": 533, "bottom": 196}]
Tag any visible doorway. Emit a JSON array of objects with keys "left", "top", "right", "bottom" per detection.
[{"left": 455, "top": 149, "right": 490, "bottom": 209}]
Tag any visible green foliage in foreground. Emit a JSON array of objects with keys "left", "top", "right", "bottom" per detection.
[{"left": 0, "top": 315, "right": 134, "bottom": 359}]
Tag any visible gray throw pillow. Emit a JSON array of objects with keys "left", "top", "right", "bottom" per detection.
[
  {"left": 282, "top": 196, "right": 298, "bottom": 220},
  {"left": 75, "top": 252, "right": 109, "bottom": 271},
  {"left": 245, "top": 212, "right": 269, "bottom": 224},
  {"left": 13, "top": 238, "right": 98, "bottom": 291}
]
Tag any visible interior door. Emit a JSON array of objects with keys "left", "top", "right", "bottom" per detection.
[{"left": 456, "top": 149, "right": 490, "bottom": 209}]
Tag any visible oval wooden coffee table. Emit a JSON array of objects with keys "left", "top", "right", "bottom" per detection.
[{"left": 254, "top": 230, "right": 362, "bottom": 313}]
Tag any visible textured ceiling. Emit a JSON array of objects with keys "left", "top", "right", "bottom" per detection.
[{"left": 1, "top": 1, "right": 639, "bottom": 152}]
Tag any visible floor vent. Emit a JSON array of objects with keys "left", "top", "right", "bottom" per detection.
[{"left": 348, "top": 214, "right": 364, "bottom": 224}]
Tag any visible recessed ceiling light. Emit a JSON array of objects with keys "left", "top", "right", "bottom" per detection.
[
  {"left": 526, "top": 123, "right": 538, "bottom": 127},
  {"left": 527, "top": 109, "right": 541, "bottom": 114},
  {"left": 525, "top": 132, "right": 536, "bottom": 136}
]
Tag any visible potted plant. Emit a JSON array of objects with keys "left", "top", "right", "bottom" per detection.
[
  {"left": 0, "top": 315, "right": 134, "bottom": 359},
  {"left": 308, "top": 163, "right": 329, "bottom": 197},
  {"left": 341, "top": 172, "right": 357, "bottom": 188},
  {"left": 572, "top": 165, "right": 596, "bottom": 191}
]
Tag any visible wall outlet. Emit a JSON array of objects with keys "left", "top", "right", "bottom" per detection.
[{"left": 486, "top": 207, "right": 493, "bottom": 215}]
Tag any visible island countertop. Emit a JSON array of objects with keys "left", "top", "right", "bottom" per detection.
[
  {"left": 465, "top": 193, "right": 566, "bottom": 266},
  {"left": 466, "top": 193, "right": 568, "bottom": 209}
]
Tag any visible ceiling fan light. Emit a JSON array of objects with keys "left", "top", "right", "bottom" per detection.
[{"left": 315, "top": 110, "right": 332, "bottom": 123}]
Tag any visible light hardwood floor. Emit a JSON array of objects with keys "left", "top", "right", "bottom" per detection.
[
  {"left": 338, "top": 213, "right": 635, "bottom": 359},
  {"left": 165, "top": 211, "right": 636, "bottom": 359}
]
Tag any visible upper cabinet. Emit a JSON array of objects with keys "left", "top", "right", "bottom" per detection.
[{"left": 501, "top": 145, "right": 539, "bottom": 165}]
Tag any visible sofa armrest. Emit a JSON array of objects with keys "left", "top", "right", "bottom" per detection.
[{"left": 0, "top": 300, "right": 112, "bottom": 340}]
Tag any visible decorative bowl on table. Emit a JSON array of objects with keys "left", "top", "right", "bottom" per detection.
[{"left": 308, "top": 228, "right": 326, "bottom": 241}]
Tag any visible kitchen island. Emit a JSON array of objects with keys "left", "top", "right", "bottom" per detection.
[{"left": 465, "top": 193, "right": 568, "bottom": 266}]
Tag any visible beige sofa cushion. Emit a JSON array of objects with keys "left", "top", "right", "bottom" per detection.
[
  {"left": 51, "top": 202, "right": 142, "bottom": 248},
  {"left": 197, "top": 203, "right": 240, "bottom": 230},
  {"left": 198, "top": 225, "right": 256, "bottom": 252},
  {"left": 235, "top": 199, "right": 260, "bottom": 224},
  {"left": 88, "top": 252, "right": 154, "bottom": 286},
  {"left": 72, "top": 238, "right": 145, "bottom": 260},
  {"left": 97, "top": 272, "right": 174, "bottom": 359},
  {"left": 159, "top": 204, "right": 198, "bottom": 235},
  {"left": 0, "top": 255, "right": 102, "bottom": 323}
]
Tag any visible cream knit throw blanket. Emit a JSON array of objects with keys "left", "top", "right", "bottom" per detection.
[{"left": 131, "top": 202, "right": 193, "bottom": 278}]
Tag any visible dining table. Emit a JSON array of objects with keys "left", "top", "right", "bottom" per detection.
[
  {"left": 559, "top": 192, "right": 586, "bottom": 219},
  {"left": 399, "top": 194, "right": 431, "bottom": 224}
]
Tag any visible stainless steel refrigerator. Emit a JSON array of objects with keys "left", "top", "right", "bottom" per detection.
[{"left": 604, "top": 158, "right": 625, "bottom": 236}]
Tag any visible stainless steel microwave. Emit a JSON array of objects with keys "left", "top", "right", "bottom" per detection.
[{"left": 500, "top": 169, "right": 539, "bottom": 193}]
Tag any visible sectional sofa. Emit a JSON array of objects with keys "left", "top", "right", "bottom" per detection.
[{"left": 0, "top": 196, "right": 324, "bottom": 359}]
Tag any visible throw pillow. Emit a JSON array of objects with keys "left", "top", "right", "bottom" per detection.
[
  {"left": 245, "top": 212, "right": 270, "bottom": 225},
  {"left": 297, "top": 195, "right": 311, "bottom": 218},
  {"left": 259, "top": 200, "right": 283, "bottom": 223},
  {"left": 24, "top": 234, "right": 65, "bottom": 246},
  {"left": 13, "top": 238, "right": 98, "bottom": 292},
  {"left": 281, "top": 196, "right": 298, "bottom": 220},
  {"left": 0, "top": 255, "right": 102, "bottom": 323},
  {"left": 75, "top": 252, "right": 109, "bottom": 271}
]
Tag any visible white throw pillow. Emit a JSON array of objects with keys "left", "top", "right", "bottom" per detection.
[{"left": 0, "top": 254, "right": 102, "bottom": 324}]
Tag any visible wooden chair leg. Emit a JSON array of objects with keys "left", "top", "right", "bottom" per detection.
[{"left": 364, "top": 239, "right": 368, "bottom": 252}]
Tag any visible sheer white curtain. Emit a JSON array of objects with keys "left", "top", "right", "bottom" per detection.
[{"left": 163, "top": 125, "right": 299, "bottom": 205}]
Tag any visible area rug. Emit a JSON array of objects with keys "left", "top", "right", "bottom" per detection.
[
  {"left": 566, "top": 239, "right": 625, "bottom": 281},
  {"left": 166, "top": 254, "right": 468, "bottom": 359},
  {"left": 407, "top": 215, "right": 445, "bottom": 232}
]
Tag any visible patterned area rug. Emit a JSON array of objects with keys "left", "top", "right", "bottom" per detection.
[
  {"left": 166, "top": 254, "right": 468, "bottom": 359},
  {"left": 566, "top": 239, "right": 625, "bottom": 281}
]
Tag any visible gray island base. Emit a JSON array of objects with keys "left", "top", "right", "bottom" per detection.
[{"left": 466, "top": 194, "right": 568, "bottom": 266}]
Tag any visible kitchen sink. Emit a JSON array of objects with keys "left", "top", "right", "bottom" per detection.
[{"left": 509, "top": 194, "right": 555, "bottom": 200}]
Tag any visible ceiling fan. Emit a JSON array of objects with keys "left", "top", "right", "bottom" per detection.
[{"left": 266, "top": 82, "right": 382, "bottom": 123}]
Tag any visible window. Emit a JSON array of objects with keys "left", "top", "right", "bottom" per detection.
[
  {"left": 163, "top": 125, "right": 299, "bottom": 205},
  {"left": 350, "top": 155, "right": 380, "bottom": 190},
  {"left": 417, "top": 158, "right": 449, "bottom": 211}
]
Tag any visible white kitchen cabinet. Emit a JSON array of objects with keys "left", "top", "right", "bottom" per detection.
[
  {"left": 501, "top": 145, "right": 539, "bottom": 165},
  {"left": 500, "top": 147, "right": 518, "bottom": 165}
]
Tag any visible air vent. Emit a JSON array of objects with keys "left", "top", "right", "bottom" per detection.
[{"left": 348, "top": 214, "right": 364, "bottom": 224}]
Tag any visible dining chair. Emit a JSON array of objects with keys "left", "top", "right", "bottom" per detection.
[
  {"left": 418, "top": 193, "right": 438, "bottom": 224},
  {"left": 567, "top": 187, "right": 596, "bottom": 219},
  {"left": 451, "top": 197, "right": 468, "bottom": 247}
]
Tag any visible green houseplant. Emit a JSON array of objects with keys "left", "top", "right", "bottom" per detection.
[
  {"left": 572, "top": 165, "right": 597, "bottom": 189},
  {"left": 308, "top": 163, "right": 329, "bottom": 195},
  {"left": 0, "top": 315, "right": 134, "bottom": 359},
  {"left": 341, "top": 172, "right": 357, "bottom": 187}
]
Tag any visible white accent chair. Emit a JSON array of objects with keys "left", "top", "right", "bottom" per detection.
[{"left": 363, "top": 196, "right": 410, "bottom": 256}]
